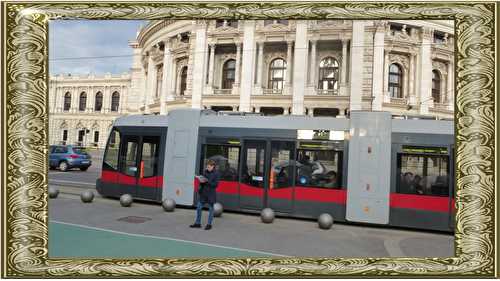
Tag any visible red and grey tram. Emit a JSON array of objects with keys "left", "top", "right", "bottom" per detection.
[{"left": 96, "top": 109, "right": 455, "bottom": 232}]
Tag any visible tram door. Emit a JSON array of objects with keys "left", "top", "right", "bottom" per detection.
[
  {"left": 118, "top": 134, "right": 161, "bottom": 201},
  {"left": 239, "top": 140, "right": 267, "bottom": 210},
  {"left": 239, "top": 140, "right": 294, "bottom": 213}
]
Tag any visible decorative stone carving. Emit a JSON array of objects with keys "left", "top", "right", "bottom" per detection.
[
  {"left": 432, "top": 60, "right": 448, "bottom": 75},
  {"left": 389, "top": 53, "right": 410, "bottom": 72}
]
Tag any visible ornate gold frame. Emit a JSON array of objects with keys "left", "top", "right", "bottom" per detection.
[{"left": 1, "top": 2, "right": 496, "bottom": 277}]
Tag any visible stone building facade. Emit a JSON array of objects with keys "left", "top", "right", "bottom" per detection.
[
  {"left": 48, "top": 73, "right": 131, "bottom": 148},
  {"left": 132, "top": 19, "right": 454, "bottom": 118},
  {"left": 49, "top": 20, "right": 454, "bottom": 148}
]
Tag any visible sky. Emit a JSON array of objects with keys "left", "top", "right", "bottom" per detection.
[{"left": 49, "top": 20, "right": 146, "bottom": 76}]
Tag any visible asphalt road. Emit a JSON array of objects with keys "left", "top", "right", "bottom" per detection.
[{"left": 49, "top": 190, "right": 454, "bottom": 258}]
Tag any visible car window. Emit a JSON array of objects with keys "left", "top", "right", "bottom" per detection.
[
  {"left": 54, "top": 147, "right": 68, "bottom": 153},
  {"left": 49, "top": 146, "right": 55, "bottom": 153},
  {"left": 73, "top": 147, "right": 88, "bottom": 155}
]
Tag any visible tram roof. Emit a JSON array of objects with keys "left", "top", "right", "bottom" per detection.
[{"left": 113, "top": 109, "right": 453, "bottom": 135}]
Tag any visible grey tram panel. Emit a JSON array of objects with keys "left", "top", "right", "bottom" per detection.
[
  {"left": 346, "top": 111, "right": 392, "bottom": 225},
  {"left": 162, "top": 109, "right": 204, "bottom": 205}
]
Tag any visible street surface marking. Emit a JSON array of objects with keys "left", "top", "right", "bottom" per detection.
[
  {"left": 51, "top": 220, "right": 290, "bottom": 257},
  {"left": 49, "top": 179, "right": 95, "bottom": 186}
]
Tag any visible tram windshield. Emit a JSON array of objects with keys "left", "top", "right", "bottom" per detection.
[{"left": 103, "top": 129, "right": 120, "bottom": 170}]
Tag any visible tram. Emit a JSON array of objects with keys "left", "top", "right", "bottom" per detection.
[{"left": 96, "top": 108, "right": 455, "bottom": 232}]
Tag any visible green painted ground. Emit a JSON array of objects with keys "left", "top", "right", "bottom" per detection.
[{"left": 49, "top": 222, "right": 273, "bottom": 258}]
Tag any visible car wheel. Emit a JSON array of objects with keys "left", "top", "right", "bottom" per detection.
[
  {"left": 80, "top": 167, "right": 89, "bottom": 171},
  {"left": 59, "top": 161, "right": 69, "bottom": 172}
]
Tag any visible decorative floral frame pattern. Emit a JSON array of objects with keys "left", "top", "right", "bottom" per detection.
[{"left": 1, "top": 2, "right": 496, "bottom": 277}]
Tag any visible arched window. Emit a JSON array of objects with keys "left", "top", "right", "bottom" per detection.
[
  {"left": 79, "top": 92, "right": 87, "bottom": 111},
  {"left": 222, "top": 59, "right": 236, "bottom": 89},
  {"left": 63, "top": 92, "right": 71, "bottom": 111},
  {"left": 388, "top": 63, "right": 403, "bottom": 98},
  {"left": 268, "top": 58, "right": 287, "bottom": 91},
  {"left": 432, "top": 70, "right": 441, "bottom": 103},
  {"left": 180, "top": 66, "right": 188, "bottom": 96},
  {"left": 156, "top": 64, "right": 163, "bottom": 98},
  {"left": 318, "top": 57, "right": 339, "bottom": 90},
  {"left": 111, "top": 92, "right": 120, "bottom": 112},
  {"left": 94, "top": 92, "right": 103, "bottom": 111}
]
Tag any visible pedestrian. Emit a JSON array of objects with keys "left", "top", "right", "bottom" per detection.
[{"left": 190, "top": 159, "right": 220, "bottom": 230}]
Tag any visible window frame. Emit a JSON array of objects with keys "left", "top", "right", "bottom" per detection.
[
  {"left": 388, "top": 63, "right": 403, "bottom": 98},
  {"left": 268, "top": 58, "right": 287, "bottom": 91},
  {"left": 221, "top": 59, "right": 236, "bottom": 89},
  {"left": 111, "top": 91, "right": 120, "bottom": 112},
  {"left": 318, "top": 57, "right": 339, "bottom": 90},
  {"left": 94, "top": 92, "right": 103, "bottom": 111},
  {"left": 432, "top": 70, "right": 441, "bottom": 103},
  {"left": 63, "top": 92, "right": 71, "bottom": 111},
  {"left": 79, "top": 92, "right": 87, "bottom": 111}
]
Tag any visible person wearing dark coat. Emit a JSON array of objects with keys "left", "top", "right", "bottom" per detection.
[{"left": 190, "top": 159, "right": 220, "bottom": 230}]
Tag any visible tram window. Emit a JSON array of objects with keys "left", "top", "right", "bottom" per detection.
[
  {"left": 270, "top": 142, "right": 294, "bottom": 189},
  {"left": 141, "top": 136, "right": 160, "bottom": 178},
  {"left": 103, "top": 129, "right": 120, "bottom": 170},
  {"left": 397, "top": 154, "right": 449, "bottom": 196},
  {"left": 296, "top": 149, "right": 342, "bottom": 189},
  {"left": 120, "top": 139, "right": 139, "bottom": 177},
  {"left": 202, "top": 145, "right": 240, "bottom": 181},
  {"left": 243, "top": 147, "right": 265, "bottom": 187}
]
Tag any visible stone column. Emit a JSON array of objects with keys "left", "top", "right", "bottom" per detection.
[
  {"left": 55, "top": 87, "right": 62, "bottom": 112},
  {"left": 292, "top": 20, "right": 308, "bottom": 115},
  {"left": 160, "top": 43, "right": 172, "bottom": 115},
  {"left": 371, "top": 21, "right": 386, "bottom": 111},
  {"left": 86, "top": 86, "right": 93, "bottom": 112},
  {"left": 104, "top": 86, "right": 111, "bottom": 113},
  {"left": 146, "top": 54, "right": 156, "bottom": 113},
  {"left": 207, "top": 43, "right": 216, "bottom": 90},
  {"left": 349, "top": 21, "right": 366, "bottom": 111},
  {"left": 191, "top": 20, "right": 208, "bottom": 108},
  {"left": 408, "top": 53, "right": 417, "bottom": 105},
  {"left": 419, "top": 27, "right": 433, "bottom": 115},
  {"left": 309, "top": 39, "right": 317, "bottom": 87},
  {"left": 170, "top": 58, "right": 177, "bottom": 98},
  {"left": 234, "top": 42, "right": 242, "bottom": 87},
  {"left": 340, "top": 39, "right": 348, "bottom": 94},
  {"left": 383, "top": 50, "right": 390, "bottom": 103},
  {"left": 71, "top": 87, "right": 79, "bottom": 113},
  {"left": 285, "top": 40, "right": 293, "bottom": 94},
  {"left": 447, "top": 60, "right": 454, "bottom": 110},
  {"left": 239, "top": 20, "right": 256, "bottom": 112},
  {"left": 256, "top": 41, "right": 264, "bottom": 87}
]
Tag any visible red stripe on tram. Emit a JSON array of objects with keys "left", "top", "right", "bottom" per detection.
[
  {"left": 294, "top": 187, "right": 347, "bottom": 204},
  {"left": 390, "top": 193, "right": 450, "bottom": 213}
]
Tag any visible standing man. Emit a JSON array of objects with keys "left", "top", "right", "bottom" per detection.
[{"left": 190, "top": 159, "right": 220, "bottom": 230}]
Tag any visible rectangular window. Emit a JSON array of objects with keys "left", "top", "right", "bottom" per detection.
[
  {"left": 397, "top": 152, "right": 449, "bottom": 196},
  {"left": 121, "top": 139, "right": 139, "bottom": 177},
  {"left": 296, "top": 149, "right": 342, "bottom": 189},
  {"left": 103, "top": 129, "right": 120, "bottom": 170},
  {"left": 62, "top": 130, "right": 68, "bottom": 141},
  {"left": 270, "top": 142, "right": 294, "bottom": 189},
  {"left": 94, "top": 131, "right": 99, "bottom": 143},
  {"left": 202, "top": 144, "right": 240, "bottom": 181},
  {"left": 78, "top": 130, "right": 85, "bottom": 142},
  {"left": 141, "top": 136, "right": 160, "bottom": 178}
]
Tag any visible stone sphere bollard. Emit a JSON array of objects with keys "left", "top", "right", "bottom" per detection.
[
  {"left": 213, "top": 203, "right": 223, "bottom": 217},
  {"left": 120, "top": 194, "right": 133, "bottom": 207},
  {"left": 48, "top": 187, "right": 59, "bottom": 199},
  {"left": 318, "top": 213, "right": 334, "bottom": 230},
  {"left": 162, "top": 198, "right": 176, "bottom": 212},
  {"left": 260, "top": 208, "right": 275, "bottom": 223},
  {"left": 80, "top": 190, "right": 94, "bottom": 203}
]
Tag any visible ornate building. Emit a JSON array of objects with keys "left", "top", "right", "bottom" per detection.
[
  {"left": 48, "top": 73, "right": 131, "bottom": 148},
  {"left": 49, "top": 20, "right": 454, "bottom": 148},
  {"left": 131, "top": 19, "right": 454, "bottom": 118}
]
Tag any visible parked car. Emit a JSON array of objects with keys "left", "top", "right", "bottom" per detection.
[{"left": 49, "top": 145, "right": 92, "bottom": 171}]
